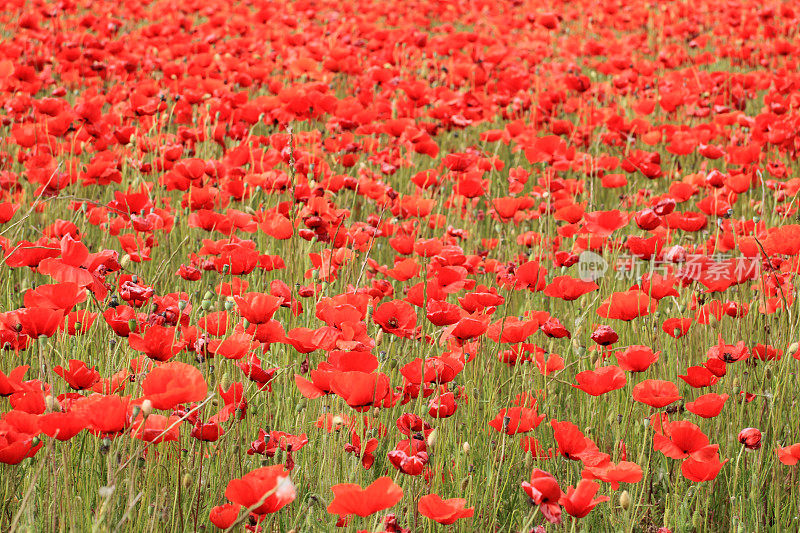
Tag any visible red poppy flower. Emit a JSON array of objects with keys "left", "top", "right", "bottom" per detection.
[
  {"left": 544, "top": 276, "right": 598, "bottom": 300},
  {"left": 418, "top": 494, "right": 474, "bottom": 524},
  {"left": 582, "top": 209, "right": 629, "bottom": 237},
  {"left": 224, "top": 465, "right": 296, "bottom": 515},
  {"left": 572, "top": 366, "right": 626, "bottom": 396},
  {"left": 488, "top": 407, "right": 545, "bottom": 435},
  {"left": 777, "top": 444, "right": 800, "bottom": 466},
  {"left": 209, "top": 503, "right": 240, "bottom": 529},
  {"left": 551, "top": 419, "right": 594, "bottom": 461},
  {"left": 53, "top": 359, "right": 100, "bottom": 390},
  {"left": 234, "top": 292, "right": 282, "bottom": 324},
  {"left": 597, "top": 290, "right": 658, "bottom": 321},
  {"left": 685, "top": 393, "right": 728, "bottom": 418},
  {"left": 680, "top": 453, "right": 727, "bottom": 482},
  {"left": 559, "top": 480, "right": 609, "bottom": 519},
  {"left": 141, "top": 362, "right": 208, "bottom": 410},
  {"left": 128, "top": 325, "right": 185, "bottom": 361},
  {"left": 374, "top": 299, "right": 418, "bottom": 338},
  {"left": 653, "top": 421, "right": 717, "bottom": 461},
  {"left": 326, "top": 476, "right": 403, "bottom": 517},
  {"left": 616, "top": 346, "right": 660, "bottom": 372},
  {"left": 330, "top": 371, "right": 394, "bottom": 411},
  {"left": 521, "top": 469, "right": 563, "bottom": 524},
  {"left": 632, "top": 380, "right": 681, "bottom": 408}
]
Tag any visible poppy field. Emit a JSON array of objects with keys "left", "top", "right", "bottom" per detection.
[{"left": 3, "top": 0, "right": 800, "bottom": 531}]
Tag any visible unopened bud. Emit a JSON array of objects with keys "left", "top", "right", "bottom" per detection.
[
  {"left": 619, "top": 490, "right": 631, "bottom": 511},
  {"left": 181, "top": 473, "right": 193, "bottom": 489},
  {"left": 376, "top": 329, "right": 384, "bottom": 347},
  {"left": 426, "top": 428, "right": 437, "bottom": 449},
  {"left": 45, "top": 395, "right": 60, "bottom": 413},
  {"left": 140, "top": 399, "right": 153, "bottom": 419},
  {"left": 692, "top": 510, "right": 702, "bottom": 530},
  {"left": 462, "top": 441, "right": 470, "bottom": 454},
  {"left": 787, "top": 342, "right": 799, "bottom": 358},
  {"left": 220, "top": 371, "right": 232, "bottom": 391}
]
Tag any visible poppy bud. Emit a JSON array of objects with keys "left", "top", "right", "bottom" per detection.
[
  {"left": 45, "top": 395, "right": 60, "bottom": 413},
  {"left": 295, "top": 399, "right": 306, "bottom": 413},
  {"left": 181, "top": 474, "right": 193, "bottom": 489},
  {"left": 121, "top": 254, "right": 131, "bottom": 268},
  {"left": 127, "top": 319, "right": 138, "bottom": 332},
  {"left": 787, "top": 342, "right": 798, "bottom": 358},
  {"left": 376, "top": 329, "right": 384, "bottom": 347},
  {"left": 426, "top": 429, "right": 437, "bottom": 449},
  {"left": 141, "top": 399, "right": 153, "bottom": 419},
  {"left": 692, "top": 510, "right": 702, "bottom": 530},
  {"left": 737, "top": 427, "right": 761, "bottom": 450},
  {"left": 591, "top": 325, "right": 618, "bottom": 346},
  {"left": 619, "top": 490, "right": 631, "bottom": 511},
  {"left": 462, "top": 441, "right": 470, "bottom": 454}
]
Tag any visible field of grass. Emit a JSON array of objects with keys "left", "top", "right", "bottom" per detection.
[{"left": 2, "top": 0, "right": 800, "bottom": 531}]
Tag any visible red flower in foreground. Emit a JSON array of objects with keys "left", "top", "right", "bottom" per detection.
[
  {"left": 521, "top": 469, "right": 564, "bottom": 524},
  {"left": 777, "top": 444, "right": 800, "bottom": 465},
  {"left": 224, "top": 465, "right": 296, "bottom": 515},
  {"left": 616, "top": 345, "right": 660, "bottom": 372},
  {"left": 738, "top": 428, "right": 762, "bottom": 450},
  {"left": 596, "top": 290, "right": 657, "bottom": 321},
  {"left": 141, "top": 361, "right": 208, "bottom": 410},
  {"left": 326, "top": 476, "right": 403, "bottom": 517},
  {"left": 559, "top": 479, "right": 609, "bottom": 518},
  {"left": 488, "top": 407, "right": 545, "bottom": 435},
  {"left": 572, "top": 366, "right": 626, "bottom": 396},
  {"left": 632, "top": 380, "right": 681, "bottom": 408},
  {"left": 685, "top": 393, "right": 728, "bottom": 418},
  {"left": 209, "top": 503, "right": 240, "bottom": 529},
  {"left": 53, "top": 359, "right": 100, "bottom": 390},
  {"left": 128, "top": 325, "right": 185, "bottom": 361},
  {"left": 418, "top": 494, "right": 474, "bottom": 524}
]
